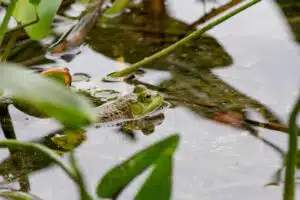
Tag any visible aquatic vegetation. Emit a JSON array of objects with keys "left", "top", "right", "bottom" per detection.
[{"left": 0, "top": 0, "right": 299, "bottom": 200}]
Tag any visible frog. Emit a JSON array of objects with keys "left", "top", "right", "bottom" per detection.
[
  {"left": 95, "top": 85, "right": 167, "bottom": 124},
  {"left": 120, "top": 112, "right": 165, "bottom": 135}
]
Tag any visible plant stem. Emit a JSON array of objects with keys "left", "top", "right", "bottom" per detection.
[
  {"left": 0, "top": 0, "right": 17, "bottom": 48},
  {"left": 244, "top": 119, "right": 289, "bottom": 133},
  {"left": 283, "top": 94, "right": 300, "bottom": 200},
  {"left": 70, "top": 151, "right": 94, "bottom": 200},
  {"left": 0, "top": 140, "right": 78, "bottom": 182},
  {"left": 0, "top": 105, "right": 17, "bottom": 140},
  {"left": 1, "top": 29, "right": 19, "bottom": 62},
  {"left": 108, "top": 0, "right": 262, "bottom": 78},
  {"left": 0, "top": 105, "right": 31, "bottom": 191}
]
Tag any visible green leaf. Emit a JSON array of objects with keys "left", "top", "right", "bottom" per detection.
[
  {"left": 135, "top": 154, "right": 173, "bottom": 200},
  {"left": 29, "top": 0, "right": 41, "bottom": 6},
  {"left": 13, "top": 0, "right": 62, "bottom": 40},
  {"left": 97, "top": 134, "right": 179, "bottom": 198},
  {"left": 0, "top": 63, "right": 97, "bottom": 128},
  {"left": 103, "top": 0, "right": 130, "bottom": 18}
]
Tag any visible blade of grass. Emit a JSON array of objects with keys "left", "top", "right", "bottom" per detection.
[
  {"left": 283, "top": 94, "right": 300, "bottom": 200},
  {"left": 107, "top": 0, "right": 262, "bottom": 78},
  {"left": 70, "top": 151, "right": 93, "bottom": 200}
]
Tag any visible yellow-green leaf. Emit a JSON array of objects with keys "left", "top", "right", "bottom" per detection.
[
  {"left": 0, "top": 63, "right": 96, "bottom": 128},
  {"left": 135, "top": 154, "right": 173, "bottom": 200},
  {"left": 97, "top": 134, "right": 179, "bottom": 198},
  {"left": 13, "top": 0, "right": 62, "bottom": 40}
]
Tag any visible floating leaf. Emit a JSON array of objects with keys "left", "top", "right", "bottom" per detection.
[
  {"left": 104, "top": 0, "right": 130, "bottom": 18},
  {"left": 72, "top": 73, "right": 91, "bottom": 82},
  {"left": 0, "top": 63, "right": 96, "bottom": 128},
  {"left": 93, "top": 90, "right": 120, "bottom": 102},
  {"left": 97, "top": 134, "right": 179, "bottom": 198},
  {"left": 47, "top": 129, "right": 87, "bottom": 153},
  {"left": 13, "top": 0, "right": 62, "bottom": 40},
  {"left": 41, "top": 67, "right": 72, "bottom": 86},
  {"left": 135, "top": 153, "right": 173, "bottom": 200}
]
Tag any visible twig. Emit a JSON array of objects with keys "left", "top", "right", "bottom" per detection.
[
  {"left": 107, "top": 0, "right": 262, "bottom": 78},
  {"left": 244, "top": 119, "right": 290, "bottom": 133},
  {"left": 190, "top": 0, "right": 243, "bottom": 28},
  {"left": 245, "top": 126, "right": 285, "bottom": 159}
]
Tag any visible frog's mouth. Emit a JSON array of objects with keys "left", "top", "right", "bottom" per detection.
[
  {"left": 146, "top": 101, "right": 170, "bottom": 117},
  {"left": 131, "top": 93, "right": 164, "bottom": 118}
]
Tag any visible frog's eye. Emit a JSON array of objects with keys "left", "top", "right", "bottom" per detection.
[
  {"left": 139, "top": 92, "right": 152, "bottom": 103},
  {"left": 134, "top": 85, "right": 147, "bottom": 93}
]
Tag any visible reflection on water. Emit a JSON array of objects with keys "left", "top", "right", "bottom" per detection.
[{"left": 0, "top": 0, "right": 300, "bottom": 199}]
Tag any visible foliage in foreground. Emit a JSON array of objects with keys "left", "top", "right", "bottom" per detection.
[{"left": 0, "top": 0, "right": 299, "bottom": 200}]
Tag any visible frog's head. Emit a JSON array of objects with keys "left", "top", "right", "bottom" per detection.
[{"left": 130, "top": 85, "right": 164, "bottom": 118}]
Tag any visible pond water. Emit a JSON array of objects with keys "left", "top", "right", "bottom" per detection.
[{"left": 0, "top": 0, "right": 300, "bottom": 199}]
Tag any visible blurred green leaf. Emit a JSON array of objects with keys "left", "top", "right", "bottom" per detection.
[
  {"left": 97, "top": 134, "right": 179, "bottom": 198},
  {"left": 104, "top": 0, "right": 130, "bottom": 18},
  {"left": 13, "top": 0, "right": 62, "bottom": 40},
  {"left": 13, "top": 98, "right": 47, "bottom": 118},
  {"left": 29, "top": 0, "right": 41, "bottom": 6},
  {"left": 0, "top": 63, "right": 96, "bottom": 128},
  {"left": 135, "top": 154, "right": 173, "bottom": 200},
  {"left": 297, "top": 150, "right": 300, "bottom": 169}
]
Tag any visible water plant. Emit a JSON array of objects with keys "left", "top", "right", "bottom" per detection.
[{"left": 0, "top": 0, "right": 299, "bottom": 200}]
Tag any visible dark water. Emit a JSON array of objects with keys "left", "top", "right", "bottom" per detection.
[{"left": 0, "top": 0, "right": 300, "bottom": 199}]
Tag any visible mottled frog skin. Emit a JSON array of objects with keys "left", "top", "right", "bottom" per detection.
[{"left": 96, "top": 85, "right": 165, "bottom": 123}]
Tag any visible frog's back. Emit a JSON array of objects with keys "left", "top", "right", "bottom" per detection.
[{"left": 96, "top": 94, "right": 137, "bottom": 122}]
